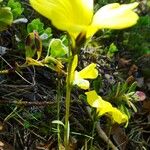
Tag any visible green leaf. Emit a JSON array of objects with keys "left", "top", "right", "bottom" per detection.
[
  {"left": 25, "top": 32, "right": 42, "bottom": 60},
  {"left": 52, "top": 120, "right": 65, "bottom": 127},
  {"left": 129, "top": 101, "right": 137, "bottom": 112},
  {"left": 49, "top": 39, "right": 68, "bottom": 58},
  {"left": 60, "top": 35, "right": 69, "bottom": 46},
  {"left": 119, "top": 105, "right": 131, "bottom": 119},
  {"left": 0, "top": 7, "right": 13, "bottom": 32},
  {"left": 93, "top": 76, "right": 102, "bottom": 93},
  {"left": 115, "top": 82, "right": 121, "bottom": 97},
  {"left": 40, "top": 27, "right": 52, "bottom": 40},
  {"left": 107, "top": 43, "right": 118, "bottom": 58},
  {"left": 7, "top": 0, "right": 24, "bottom": 19},
  {"left": 44, "top": 27, "right": 52, "bottom": 38},
  {"left": 119, "top": 82, "right": 128, "bottom": 95},
  {"left": 27, "top": 19, "right": 52, "bottom": 48},
  {"left": 127, "top": 82, "right": 137, "bottom": 93},
  {"left": 27, "top": 18, "right": 44, "bottom": 34}
]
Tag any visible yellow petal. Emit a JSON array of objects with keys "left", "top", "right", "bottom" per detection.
[
  {"left": 73, "top": 63, "right": 98, "bottom": 89},
  {"left": 86, "top": 26, "right": 99, "bottom": 38},
  {"left": 74, "top": 76, "right": 90, "bottom": 90},
  {"left": 109, "top": 108, "right": 128, "bottom": 124},
  {"left": 78, "top": 63, "right": 98, "bottom": 79},
  {"left": 85, "top": 90, "right": 128, "bottom": 124},
  {"left": 30, "top": 0, "right": 93, "bottom": 39},
  {"left": 92, "top": 2, "right": 139, "bottom": 29},
  {"left": 85, "top": 90, "right": 101, "bottom": 107},
  {"left": 85, "top": 90, "right": 112, "bottom": 112}
]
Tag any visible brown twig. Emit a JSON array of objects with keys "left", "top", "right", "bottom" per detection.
[
  {"left": 86, "top": 106, "right": 119, "bottom": 150},
  {"left": 0, "top": 99, "right": 58, "bottom": 106},
  {"left": 96, "top": 121, "right": 119, "bottom": 150}
]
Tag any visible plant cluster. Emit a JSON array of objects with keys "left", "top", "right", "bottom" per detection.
[{"left": 0, "top": 0, "right": 149, "bottom": 149}]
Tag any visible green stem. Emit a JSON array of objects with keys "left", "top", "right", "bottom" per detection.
[
  {"left": 106, "top": 122, "right": 112, "bottom": 150},
  {"left": 64, "top": 55, "right": 74, "bottom": 149},
  {"left": 57, "top": 76, "right": 61, "bottom": 150},
  {"left": 90, "top": 120, "right": 97, "bottom": 149}
]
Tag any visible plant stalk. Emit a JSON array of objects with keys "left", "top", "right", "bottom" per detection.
[
  {"left": 90, "top": 120, "right": 96, "bottom": 149},
  {"left": 57, "top": 76, "right": 61, "bottom": 150},
  {"left": 64, "top": 55, "right": 74, "bottom": 149}
]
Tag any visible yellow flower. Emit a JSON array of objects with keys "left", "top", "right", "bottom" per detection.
[
  {"left": 85, "top": 90, "right": 128, "bottom": 124},
  {"left": 72, "top": 55, "right": 98, "bottom": 90},
  {"left": 30, "top": 0, "right": 139, "bottom": 39}
]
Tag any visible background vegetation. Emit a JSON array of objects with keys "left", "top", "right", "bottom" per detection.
[{"left": 0, "top": 0, "right": 150, "bottom": 149}]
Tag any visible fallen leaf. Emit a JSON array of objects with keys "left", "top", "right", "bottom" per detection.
[{"left": 111, "top": 126, "right": 128, "bottom": 150}]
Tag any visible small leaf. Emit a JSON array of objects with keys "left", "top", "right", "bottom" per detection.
[
  {"left": 119, "top": 105, "right": 131, "bottom": 120},
  {"left": 107, "top": 43, "right": 118, "bottom": 58},
  {"left": 115, "top": 82, "right": 121, "bottom": 97},
  {"left": 7, "top": 0, "right": 24, "bottom": 19},
  {"left": 129, "top": 101, "right": 137, "bottom": 112},
  {"left": 52, "top": 120, "right": 64, "bottom": 127},
  {"left": 25, "top": 31, "right": 42, "bottom": 60},
  {"left": 0, "top": 7, "right": 13, "bottom": 32},
  {"left": 26, "top": 57, "right": 44, "bottom": 66},
  {"left": 60, "top": 35, "right": 69, "bottom": 46},
  {"left": 93, "top": 76, "right": 102, "bottom": 93},
  {"left": 127, "top": 82, "right": 137, "bottom": 93},
  {"left": 27, "top": 18, "right": 44, "bottom": 34},
  {"left": 49, "top": 39, "right": 68, "bottom": 58},
  {"left": 43, "top": 27, "right": 52, "bottom": 38},
  {"left": 40, "top": 27, "right": 52, "bottom": 40},
  {"left": 119, "top": 82, "right": 128, "bottom": 95}
]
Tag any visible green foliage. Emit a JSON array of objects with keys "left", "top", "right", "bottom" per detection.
[
  {"left": 0, "top": 6, "right": 13, "bottom": 32},
  {"left": 40, "top": 27, "right": 52, "bottom": 40},
  {"left": 27, "top": 18, "right": 52, "bottom": 39},
  {"left": 60, "top": 35, "right": 69, "bottom": 47},
  {"left": 52, "top": 120, "right": 65, "bottom": 127},
  {"left": 25, "top": 31, "right": 42, "bottom": 60},
  {"left": 48, "top": 39, "right": 68, "bottom": 58},
  {"left": 7, "top": 0, "right": 24, "bottom": 19},
  {"left": 107, "top": 82, "right": 138, "bottom": 119},
  {"left": 119, "top": 104, "right": 131, "bottom": 120},
  {"left": 107, "top": 43, "right": 118, "bottom": 58},
  {"left": 27, "top": 18, "right": 52, "bottom": 48},
  {"left": 0, "top": 0, "right": 149, "bottom": 149},
  {"left": 27, "top": 18, "right": 44, "bottom": 34},
  {"left": 93, "top": 76, "right": 102, "bottom": 93},
  {"left": 123, "top": 16, "right": 150, "bottom": 56}
]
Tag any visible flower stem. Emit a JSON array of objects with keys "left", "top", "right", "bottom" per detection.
[
  {"left": 64, "top": 55, "right": 74, "bottom": 149},
  {"left": 57, "top": 76, "right": 61, "bottom": 150},
  {"left": 90, "top": 120, "right": 96, "bottom": 149}
]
